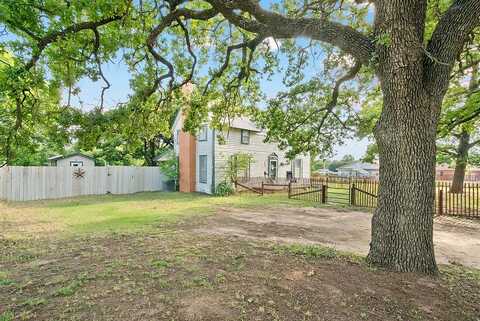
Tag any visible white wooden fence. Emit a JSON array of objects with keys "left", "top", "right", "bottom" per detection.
[{"left": 0, "top": 166, "right": 168, "bottom": 201}]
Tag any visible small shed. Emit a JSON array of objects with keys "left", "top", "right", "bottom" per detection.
[
  {"left": 153, "top": 148, "right": 175, "bottom": 165},
  {"left": 48, "top": 153, "right": 95, "bottom": 167}
]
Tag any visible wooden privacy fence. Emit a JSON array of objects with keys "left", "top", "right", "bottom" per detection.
[{"left": 0, "top": 166, "right": 167, "bottom": 201}]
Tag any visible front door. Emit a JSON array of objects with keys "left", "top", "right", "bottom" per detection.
[{"left": 268, "top": 157, "right": 278, "bottom": 179}]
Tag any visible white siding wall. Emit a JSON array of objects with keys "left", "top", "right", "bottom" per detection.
[
  {"left": 172, "top": 113, "right": 183, "bottom": 156},
  {"left": 56, "top": 155, "right": 95, "bottom": 167},
  {"left": 196, "top": 127, "right": 214, "bottom": 194},
  {"left": 0, "top": 166, "right": 166, "bottom": 201},
  {"left": 214, "top": 129, "right": 310, "bottom": 185}
]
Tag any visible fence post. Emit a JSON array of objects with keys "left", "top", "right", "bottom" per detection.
[
  {"left": 288, "top": 182, "right": 291, "bottom": 198},
  {"left": 321, "top": 184, "right": 327, "bottom": 204},
  {"left": 438, "top": 189, "right": 444, "bottom": 215},
  {"left": 261, "top": 181, "right": 264, "bottom": 196},
  {"left": 350, "top": 183, "right": 356, "bottom": 206}
]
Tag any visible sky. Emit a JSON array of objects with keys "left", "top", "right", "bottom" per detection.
[{"left": 52, "top": 1, "right": 371, "bottom": 161}]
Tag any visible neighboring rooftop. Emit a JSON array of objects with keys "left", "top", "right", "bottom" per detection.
[
  {"left": 337, "top": 161, "right": 379, "bottom": 171},
  {"left": 48, "top": 152, "right": 95, "bottom": 161}
]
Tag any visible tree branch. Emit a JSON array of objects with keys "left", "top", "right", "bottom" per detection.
[
  {"left": 203, "top": 34, "right": 266, "bottom": 94},
  {"left": 23, "top": 11, "right": 129, "bottom": 71},
  {"left": 175, "top": 18, "right": 197, "bottom": 87},
  {"left": 206, "top": 0, "right": 374, "bottom": 64},
  {"left": 468, "top": 138, "right": 480, "bottom": 149},
  {"left": 145, "top": 7, "right": 218, "bottom": 94},
  {"left": 287, "top": 60, "right": 361, "bottom": 133},
  {"left": 437, "top": 145, "right": 459, "bottom": 157},
  {"left": 425, "top": 0, "right": 480, "bottom": 94},
  {"left": 92, "top": 28, "right": 110, "bottom": 110}
]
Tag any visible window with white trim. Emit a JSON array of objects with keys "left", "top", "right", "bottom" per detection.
[
  {"left": 241, "top": 129, "right": 250, "bottom": 144},
  {"left": 199, "top": 155, "right": 208, "bottom": 183}
]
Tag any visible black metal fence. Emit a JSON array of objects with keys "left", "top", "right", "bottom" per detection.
[
  {"left": 235, "top": 176, "right": 480, "bottom": 218},
  {"left": 436, "top": 181, "right": 480, "bottom": 217}
]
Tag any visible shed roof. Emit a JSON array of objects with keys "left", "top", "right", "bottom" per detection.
[
  {"left": 48, "top": 153, "right": 95, "bottom": 161},
  {"left": 153, "top": 148, "right": 175, "bottom": 162}
]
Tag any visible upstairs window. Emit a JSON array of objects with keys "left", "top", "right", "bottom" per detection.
[
  {"left": 197, "top": 125, "right": 208, "bottom": 141},
  {"left": 241, "top": 129, "right": 250, "bottom": 144}
]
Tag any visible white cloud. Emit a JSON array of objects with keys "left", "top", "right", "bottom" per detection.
[{"left": 263, "top": 37, "right": 281, "bottom": 52}]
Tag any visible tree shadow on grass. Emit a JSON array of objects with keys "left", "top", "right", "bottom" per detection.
[{"left": 6, "top": 192, "right": 211, "bottom": 209}]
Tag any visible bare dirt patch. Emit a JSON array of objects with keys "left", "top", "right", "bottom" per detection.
[
  {"left": 179, "top": 294, "right": 236, "bottom": 321},
  {"left": 1, "top": 204, "right": 480, "bottom": 321},
  {"left": 196, "top": 206, "right": 480, "bottom": 268}
]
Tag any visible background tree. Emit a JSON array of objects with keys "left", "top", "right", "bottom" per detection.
[
  {"left": 437, "top": 59, "right": 480, "bottom": 192},
  {"left": 0, "top": 50, "right": 71, "bottom": 165},
  {"left": 358, "top": 58, "right": 480, "bottom": 192},
  {"left": 2, "top": 0, "right": 480, "bottom": 274},
  {"left": 225, "top": 152, "right": 254, "bottom": 182},
  {"left": 74, "top": 104, "right": 175, "bottom": 166}
]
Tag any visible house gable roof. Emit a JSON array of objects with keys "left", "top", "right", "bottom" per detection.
[
  {"left": 229, "top": 117, "right": 261, "bottom": 132},
  {"left": 171, "top": 113, "right": 262, "bottom": 133},
  {"left": 171, "top": 109, "right": 182, "bottom": 132}
]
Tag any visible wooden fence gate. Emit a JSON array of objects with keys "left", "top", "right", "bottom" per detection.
[{"left": 288, "top": 177, "right": 378, "bottom": 207}]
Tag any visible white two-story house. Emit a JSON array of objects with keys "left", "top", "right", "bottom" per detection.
[{"left": 172, "top": 112, "right": 310, "bottom": 194}]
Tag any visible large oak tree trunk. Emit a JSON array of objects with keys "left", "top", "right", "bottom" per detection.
[
  {"left": 450, "top": 131, "right": 470, "bottom": 193},
  {"left": 367, "top": 0, "right": 439, "bottom": 274},
  {"left": 369, "top": 95, "right": 438, "bottom": 274}
]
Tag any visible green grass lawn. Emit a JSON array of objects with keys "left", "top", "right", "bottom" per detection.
[
  {"left": 1, "top": 191, "right": 479, "bottom": 321},
  {"left": 1, "top": 192, "right": 316, "bottom": 237}
]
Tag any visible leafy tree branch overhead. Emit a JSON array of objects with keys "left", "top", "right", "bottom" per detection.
[{"left": 1, "top": 0, "right": 480, "bottom": 274}]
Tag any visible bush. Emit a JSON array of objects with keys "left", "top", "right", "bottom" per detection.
[{"left": 215, "top": 181, "right": 234, "bottom": 196}]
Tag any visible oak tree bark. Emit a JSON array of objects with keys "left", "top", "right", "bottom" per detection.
[{"left": 368, "top": 0, "right": 440, "bottom": 274}]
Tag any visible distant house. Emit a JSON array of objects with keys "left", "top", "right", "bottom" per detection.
[
  {"left": 172, "top": 112, "right": 310, "bottom": 194},
  {"left": 48, "top": 153, "right": 95, "bottom": 167},
  {"left": 336, "top": 161, "right": 379, "bottom": 178},
  {"left": 436, "top": 165, "right": 480, "bottom": 181},
  {"left": 314, "top": 168, "right": 336, "bottom": 176}
]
